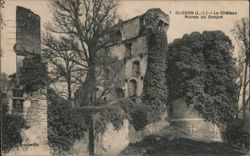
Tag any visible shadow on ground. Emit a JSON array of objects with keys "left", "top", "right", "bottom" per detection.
[{"left": 119, "top": 126, "right": 246, "bottom": 156}]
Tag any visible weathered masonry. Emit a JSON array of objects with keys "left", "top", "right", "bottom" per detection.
[
  {"left": 73, "top": 8, "right": 221, "bottom": 156},
  {"left": 5, "top": 6, "right": 50, "bottom": 156},
  {"left": 73, "top": 8, "right": 170, "bottom": 156},
  {"left": 76, "top": 8, "right": 169, "bottom": 104},
  {"left": 94, "top": 7, "right": 221, "bottom": 142},
  {"left": 104, "top": 9, "right": 169, "bottom": 102}
]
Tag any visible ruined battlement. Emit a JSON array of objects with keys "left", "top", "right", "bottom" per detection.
[
  {"left": 102, "top": 8, "right": 169, "bottom": 47},
  {"left": 75, "top": 8, "right": 170, "bottom": 107},
  {"left": 15, "top": 6, "right": 41, "bottom": 56}
]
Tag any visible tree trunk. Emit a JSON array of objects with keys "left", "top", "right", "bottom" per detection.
[
  {"left": 83, "top": 47, "right": 96, "bottom": 156},
  {"left": 242, "top": 60, "right": 248, "bottom": 119},
  {"left": 248, "top": 56, "right": 250, "bottom": 153},
  {"left": 88, "top": 113, "right": 94, "bottom": 156},
  {"left": 67, "top": 80, "right": 72, "bottom": 101}
]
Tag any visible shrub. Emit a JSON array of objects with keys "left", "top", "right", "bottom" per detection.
[
  {"left": 47, "top": 88, "right": 87, "bottom": 152},
  {"left": 20, "top": 54, "right": 48, "bottom": 93},
  {"left": 0, "top": 78, "right": 26, "bottom": 152},
  {"left": 1, "top": 114, "right": 26, "bottom": 152},
  {"left": 167, "top": 31, "right": 238, "bottom": 124},
  {"left": 223, "top": 119, "right": 249, "bottom": 149}
]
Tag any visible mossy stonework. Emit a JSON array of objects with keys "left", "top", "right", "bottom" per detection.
[
  {"left": 4, "top": 5, "right": 240, "bottom": 156},
  {"left": 70, "top": 9, "right": 170, "bottom": 156},
  {"left": 4, "top": 6, "right": 50, "bottom": 156}
]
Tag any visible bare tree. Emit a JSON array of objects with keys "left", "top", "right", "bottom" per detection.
[
  {"left": 232, "top": 17, "right": 249, "bottom": 150},
  {"left": 0, "top": 11, "right": 4, "bottom": 72},
  {"left": 43, "top": 34, "right": 87, "bottom": 100},
  {"left": 46, "top": 0, "right": 118, "bottom": 155},
  {"left": 232, "top": 18, "right": 249, "bottom": 118}
]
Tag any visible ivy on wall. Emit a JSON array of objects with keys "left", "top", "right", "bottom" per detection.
[
  {"left": 142, "top": 28, "right": 168, "bottom": 123},
  {"left": 167, "top": 31, "right": 238, "bottom": 124},
  {"left": 0, "top": 74, "right": 26, "bottom": 152},
  {"left": 47, "top": 88, "right": 87, "bottom": 152},
  {"left": 20, "top": 54, "right": 48, "bottom": 93},
  {"left": 47, "top": 88, "right": 127, "bottom": 152}
]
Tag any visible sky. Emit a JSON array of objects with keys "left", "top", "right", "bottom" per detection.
[{"left": 1, "top": 0, "right": 249, "bottom": 75}]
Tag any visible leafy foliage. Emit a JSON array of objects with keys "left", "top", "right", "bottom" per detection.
[
  {"left": 47, "top": 88, "right": 88, "bottom": 152},
  {"left": 1, "top": 114, "right": 26, "bottom": 152},
  {"left": 94, "top": 106, "right": 126, "bottom": 133},
  {"left": 167, "top": 31, "right": 238, "bottom": 124},
  {"left": 119, "top": 136, "right": 245, "bottom": 156},
  {"left": 0, "top": 73, "right": 11, "bottom": 114},
  {"left": 142, "top": 29, "right": 168, "bottom": 122},
  {"left": 20, "top": 54, "right": 48, "bottom": 93},
  {"left": 223, "top": 118, "right": 249, "bottom": 148},
  {"left": 0, "top": 73, "right": 26, "bottom": 152},
  {"left": 130, "top": 105, "right": 148, "bottom": 131},
  {"left": 48, "top": 87, "right": 132, "bottom": 152}
]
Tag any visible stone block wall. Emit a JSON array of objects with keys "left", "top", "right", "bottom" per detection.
[
  {"left": 170, "top": 97, "right": 222, "bottom": 141},
  {"left": 4, "top": 6, "right": 51, "bottom": 156},
  {"left": 15, "top": 6, "right": 40, "bottom": 55},
  {"left": 5, "top": 94, "right": 51, "bottom": 156},
  {"left": 128, "top": 112, "right": 168, "bottom": 143},
  {"left": 69, "top": 115, "right": 168, "bottom": 156}
]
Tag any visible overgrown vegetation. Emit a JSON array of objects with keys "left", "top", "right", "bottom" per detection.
[
  {"left": 119, "top": 135, "right": 245, "bottom": 156},
  {"left": 1, "top": 114, "right": 26, "bottom": 152},
  {"left": 142, "top": 28, "right": 168, "bottom": 124},
  {"left": 223, "top": 118, "right": 249, "bottom": 148},
  {"left": 47, "top": 88, "right": 128, "bottom": 152},
  {"left": 167, "top": 31, "right": 238, "bottom": 125},
  {"left": 232, "top": 17, "right": 249, "bottom": 151},
  {"left": 45, "top": 0, "right": 118, "bottom": 154},
  {"left": 20, "top": 54, "right": 48, "bottom": 93},
  {"left": 0, "top": 73, "right": 26, "bottom": 152},
  {"left": 47, "top": 88, "right": 87, "bottom": 152}
]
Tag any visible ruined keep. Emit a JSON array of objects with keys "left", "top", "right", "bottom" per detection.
[
  {"left": 5, "top": 6, "right": 50, "bottom": 156},
  {"left": 75, "top": 8, "right": 169, "bottom": 105},
  {"left": 71, "top": 8, "right": 222, "bottom": 156},
  {"left": 94, "top": 8, "right": 221, "bottom": 143},
  {"left": 4, "top": 6, "right": 223, "bottom": 156},
  {"left": 70, "top": 9, "right": 169, "bottom": 155},
  {"left": 71, "top": 8, "right": 170, "bottom": 156}
]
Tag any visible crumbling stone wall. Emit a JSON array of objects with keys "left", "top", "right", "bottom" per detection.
[
  {"left": 70, "top": 9, "right": 170, "bottom": 156},
  {"left": 170, "top": 97, "right": 222, "bottom": 141},
  {"left": 15, "top": 6, "right": 40, "bottom": 55},
  {"left": 69, "top": 115, "right": 168, "bottom": 156},
  {"left": 102, "top": 9, "right": 169, "bottom": 101},
  {"left": 5, "top": 6, "right": 50, "bottom": 156}
]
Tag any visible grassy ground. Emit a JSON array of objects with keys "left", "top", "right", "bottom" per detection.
[{"left": 119, "top": 135, "right": 246, "bottom": 156}]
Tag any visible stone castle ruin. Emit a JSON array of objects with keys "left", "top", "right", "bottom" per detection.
[
  {"left": 5, "top": 7, "right": 221, "bottom": 156},
  {"left": 5, "top": 6, "right": 50, "bottom": 156},
  {"left": 72, "top": 8, "right": 221, "bottom": 156}
]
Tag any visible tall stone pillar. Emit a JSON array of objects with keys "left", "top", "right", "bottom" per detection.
[{"left": 5, "top": 6, "right": 50, "bottom": 156}]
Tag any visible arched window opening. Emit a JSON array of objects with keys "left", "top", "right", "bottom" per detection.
[
  {"left": 132, "top": 61, "right": 140, "bottom": 77},
  {"left": 128, "top": 79, "right": 137, "bottom": 98}
]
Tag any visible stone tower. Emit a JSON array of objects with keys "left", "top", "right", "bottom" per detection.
[
  {"left": 73, "top": 8, "right": 170, "bottom": 156},
  {"left": 75, "top": 8, "right": 169, "bottom": 106},
  {"left": 5, "top": 6, "right": 50, "bottom": 156}
]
